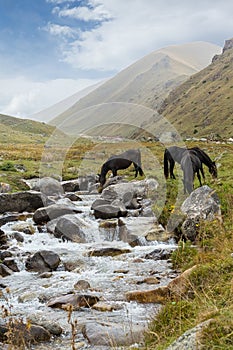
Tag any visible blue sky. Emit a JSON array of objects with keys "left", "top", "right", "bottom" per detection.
[{"left": 1, "top": 0, "right": 233, "bottom": 118}]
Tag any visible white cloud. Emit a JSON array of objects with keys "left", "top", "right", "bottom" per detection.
[
  {"left": 49, "top": 0, "right": 233, "bottom": 71},
  {"left": 44, "top": 22, "right": 79, "bottom": 38},
  {"left": 0, "top": 77, "right": 101, "bottom": 118},
  {"left": 58, "top": 4, "right": 113, "bottom": 22}
]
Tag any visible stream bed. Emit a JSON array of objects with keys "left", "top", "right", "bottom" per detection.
[{"left": 0, "top": 190, "right": 178, "bottom": 350}]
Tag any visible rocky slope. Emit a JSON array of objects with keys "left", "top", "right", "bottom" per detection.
[{"left": 159, "top": 38, "right": 233, "bottom": 139}]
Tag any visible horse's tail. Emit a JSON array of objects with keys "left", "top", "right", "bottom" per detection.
[{"left": 164, "top": 149, "right": 169, "bottom": 179}]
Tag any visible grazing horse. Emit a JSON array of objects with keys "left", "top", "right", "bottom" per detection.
[
  {"left": 164, "top": 146, "right": 217, "bottom": 181},
  {"left": 181, "top": 151, "right": 202, "bottom": 194},
  {"left": 99, "top": 149, "right": 144, "bottom": 186}
]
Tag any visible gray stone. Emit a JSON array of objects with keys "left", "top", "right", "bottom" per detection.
[
  {"left": 33, "top": 202, "right": 82, "bottom": 224},
  {"left": 0, "top": 191, "right": 45, "bottom": 214},
  {"left": 181, "top": 186, "right": 221, "bottom": 241},
  {"left": 82, "top": 321, "right": 145, "bottom": 346},
  {"left": 25, "top": 250, "right": 60, "bottom": 273},
  {"left": 54, "top": 214, "right": 87, "bottom": 243},
  {"left": 38, "top": 177, "right": 63, "bottom": 196}
]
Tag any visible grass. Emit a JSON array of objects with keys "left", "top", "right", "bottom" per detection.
[
  {"left": 143, "top": 142, "right": 233, "bottom": 350},
  {"left": 0, "top": 137, "right": 232, "bottom": 349}
]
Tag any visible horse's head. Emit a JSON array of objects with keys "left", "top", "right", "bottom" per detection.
[
  {"left": 98, "top": 173, "right": 106, "bottom": 187},
  {"left": 209, "top": 161, "right": 217, "bottom": 179}
]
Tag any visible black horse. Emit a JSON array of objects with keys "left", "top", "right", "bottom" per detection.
[
  {"left": 164, "top": 146, "right": 217, "bottom": 181},
  {"left": 99, "top": 149, "right": 144, "bottom": 186},
  {"left": 181, "top": 151, "right": 202, "bottom": 194}
]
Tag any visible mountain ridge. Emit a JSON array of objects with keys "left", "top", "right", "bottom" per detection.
[
  {"left": 48, "top": 41, "right": 220, "bottom": 134},
  {"left": 159, "top": 38, "right": 233, "bottom": 139}
]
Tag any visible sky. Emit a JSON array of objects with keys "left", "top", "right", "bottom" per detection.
[{"left": 0, "top": 0, "right": 233, "bottom": 119}]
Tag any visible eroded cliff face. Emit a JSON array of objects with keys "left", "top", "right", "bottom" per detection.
[{"left": 223, "top": 37, "right": 233, "bottom": 52}]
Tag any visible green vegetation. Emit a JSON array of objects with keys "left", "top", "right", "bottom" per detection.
[
  {"left": 144, "top": 142, "right": 233, "bottom": 350},
  {"left": 160, "top": 47, "right": 233, "bottom": 138},
  {"left": 0, "top": 114, "right": 232, "bottom": 349}
]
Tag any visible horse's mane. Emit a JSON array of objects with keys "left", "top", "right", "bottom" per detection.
[{"left": 189, "top": 147, "right": 213, "bottom": 165}]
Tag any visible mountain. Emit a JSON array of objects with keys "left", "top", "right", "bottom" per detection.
[
  {"left": 0, "top": 114, "right": 55, "bottom": 144},
  {"left": 30, "top": 80, "right": 106, "bottom": 123},
  {"left": 48, "top": 41, "right": 221, "bottom": 138},
  {"left": 159, "top": 38, "right": 233, "bottom": 139}
]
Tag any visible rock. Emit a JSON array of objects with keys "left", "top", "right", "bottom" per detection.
[
  {"left": 63, "top": 258, "right": 86, "bottom": 272},
  {"left": 0, "top": 213, "right": 22, "bottom": 226},
  {"left": 181, "top": 186, "right": 221, "bottom": 219},
  {"left": 18, "top": 291, "right": 38, "bottom": 303},
  {"left": 25, "top": 250, "right": 60, "bottom": 273},
  {"left": 0, "top": 191, "right": 45, "bottom": 214},
  {"left": 92, "top": 301, "right": 122, "bottom": 312},
  {"left": 74, "top": 280, "right": 91, "bottom": 290},
  {"left": 144, "top": 248, "right": 175, "bottom": 260},
  {"left": 93, "top": 204, "right": 127, "bottom": 219},
  {"left": 223, "top": 38, "right": 233, "bottom": 52},
  {"left": 126, "top": 266, "right": 196, "bottom": 303},
  {"left": 0, "top": 229, "right": 8, "bottom": 247},
  {"left": 181, "top": 186, "right": 221, "bottom": 241},
  {"left": 2, "top": 258, "right": 19, "bottom": 272},
  {"left": 145, "top": 225, "right": 171, "bottom": 242},
  {"left": 38, "top": 177, "right": 63, "bottom": 196},
  {"left": 0, "top": 322, "right": 51, "bottom": 345},
  {"left": 12, "top": 231, "right": 24, "bottom": 242},
  {"left": 61, "top": 179, "right": 80, "bottom": 192},
  {"left": 165, "top": 319, "right": 212, "bottom": 350},
  {"left": 64, "top": 193, "right": 82, "bottom": 201},
  {"left": 38, "top": 272, "right": 53, "bottom": 278},
  {"left": 82, "top": 321, "right": 145, "bottom": 346},
  {"left": 47, "top": 294, "right": 99, "bottom": 310},
  {"left": 143, "top": 277, "right": 160, "bottom": 284},
  {"left": 0, "top": 263, "right": 14, "bottom": 277},
  {"left": 54, "top": 214, "right": 87, "bottom": 243},
  {"left": 88, "top": 247, "right": 131, "bottom": 257},
  {"left": 91, "top": 198, "right": 111, "bottom": 210},
  {"left": 11, "top": 222, "right": 35, "bottom": 235},
  {"left": 33, "top": 202, "right": 82, "bottom": 224},
  {"left": 126, "top": 286, "right": 169, "bottom": 303}
]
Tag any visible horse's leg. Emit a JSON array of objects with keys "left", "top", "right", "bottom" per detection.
[
  {"left": 170, "top": 159, "right": 176, "bottom": 179},
  {"left": 112, "top": 169, "right": 117, "bottom": 177},
  {"left": 200, "top": 165, "right": 205, "bottom": 183},
  {"left": 133, "top": 163, "right": 138, "bottom": 177},
  {"left": 196, "top": 170, "right": 202, "bottom": 187}
]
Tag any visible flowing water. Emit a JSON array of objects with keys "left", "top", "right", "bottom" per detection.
[{"left": 0, "top": 192, "right": 177, "bottom": 350}]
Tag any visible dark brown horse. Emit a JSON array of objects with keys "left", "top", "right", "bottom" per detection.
[
  {"left": 164, "top": 146, "right": 217, "bottom": 181},
  {"left": 99, "top": 149, "right": 144, "bottom": 186}
]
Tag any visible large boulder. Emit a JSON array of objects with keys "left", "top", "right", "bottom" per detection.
[
  {"left": 93, "top": 179, "right": 158, "bottom": 220},
  {"left": 33, "top": 201, "right": 82, "bottom": 224},
  {"left": 38, "top": 177, "right": 63, "bottom": 197},
  {"left": 0, "top": 321, "right": 51, "bottom": 345},
  {"left": 0, "top": 191, "right": 45, "bottom": 214},
  {"left": 53, "top": 214, "right": 87, "bottom": 242},
  {"left": 101, "top": 178, "right": 158, "bottom": 206},
  {"left": 82, "top": 322, "right": 145, "bottom": 347},
  {"left": 93, "top": 204, "right": 127, "bottom": 219},
  {"left": 180, "top": 185, "right": 221, "bottom": 241},
  {"left": 126, "top": 266, "right": 196, "bottom": 303},
  {"left": 25, "top": 250, "right": 60, "bottom": 273}
]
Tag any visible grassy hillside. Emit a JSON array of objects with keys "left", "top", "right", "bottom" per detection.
[
  {"left": 159, "top": 41, "right": 233, "bottom": 139},
  {"left": 0, "top": 114, "right": 56, "bottom": 144}
]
